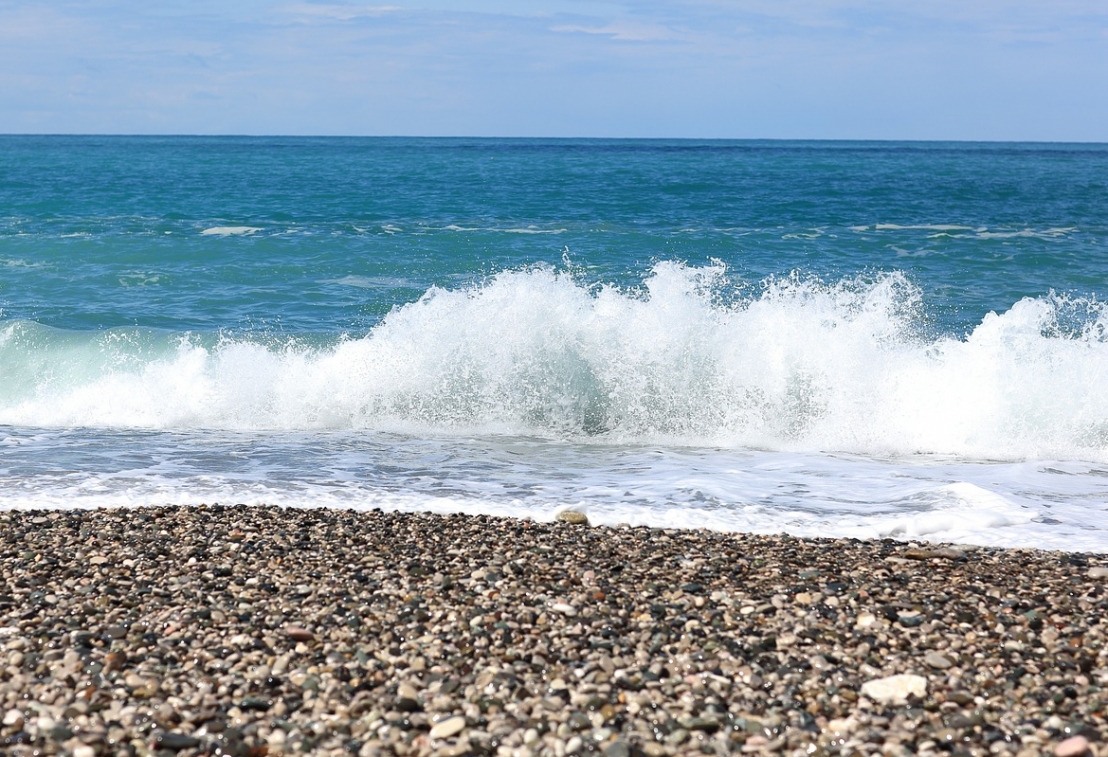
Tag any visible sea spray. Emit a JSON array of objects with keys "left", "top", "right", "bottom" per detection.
[{"left": 3, "top": 261, "right": 1108, "bottom": 463}]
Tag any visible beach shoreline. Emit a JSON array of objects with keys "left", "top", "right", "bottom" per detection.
[{"left": 0, "top": 505, "right": 1105, "bottom": 757}]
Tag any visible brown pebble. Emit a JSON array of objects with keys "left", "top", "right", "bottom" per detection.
[
  {"left": 104, "top": 651, "right": 127, "bottom": 672},
  {"left": 285, "top": 625, "right": 314, "bottom": 641},
  {"left": 1055, "top": 735, "right": 1091, "bottom": 757}
]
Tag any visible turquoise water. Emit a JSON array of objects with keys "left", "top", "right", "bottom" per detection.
[{"left": 2, "top": 136, "right": 1108, "bottom": 549}]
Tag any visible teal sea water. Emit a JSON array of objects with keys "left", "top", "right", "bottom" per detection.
[{"left": 2, "top": 136, "right": 1108, "bottom": 549}]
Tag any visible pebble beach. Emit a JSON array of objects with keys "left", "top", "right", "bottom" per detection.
[{"left": 1, "top": 506, "right": 1106, "bottom": 757}]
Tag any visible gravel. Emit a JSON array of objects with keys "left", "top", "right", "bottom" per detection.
[{"left": 0, "top": 505, "right": 1105, "bottom": 757}]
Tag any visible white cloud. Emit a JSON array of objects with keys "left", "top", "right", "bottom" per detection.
[
  {"left": 551, "top": 20, "right": 681, "bottom": 42},
  {"left": 280, "top": 3, "right": 402, "bottom": 21},
  {"left": 0, "top": 0, "right": 1105, "bottom": 138}
]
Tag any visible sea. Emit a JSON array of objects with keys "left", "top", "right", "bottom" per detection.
[{"left": 2, "top": 136, "right": 1107, "bottom": 551}]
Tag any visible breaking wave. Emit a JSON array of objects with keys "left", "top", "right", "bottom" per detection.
[{"left": 3, "top": 262, "right": 1108, "bottom": 461}]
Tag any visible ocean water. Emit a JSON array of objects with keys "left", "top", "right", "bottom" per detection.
[{"left": 2, "top": 136, "right": 1108, "bottom": 550}]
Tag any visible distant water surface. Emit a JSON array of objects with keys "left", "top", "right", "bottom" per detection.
[{"left": 2, "top": 136, "right": 1108, "bottom": 550}]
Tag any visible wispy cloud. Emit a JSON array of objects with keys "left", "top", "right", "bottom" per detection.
[
  {"left": 280, "top": 3, "right": 402, "bottom": 21},
  {"left": 0, "top": 0, "right": 1105, "bottom": 139},
  {"left": 550, "top": 20, "right": 681, "bottom": 42}
]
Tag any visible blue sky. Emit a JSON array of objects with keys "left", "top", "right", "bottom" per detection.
[{"left": 2, "top": 1, "right": 1106, "bottom": 140}]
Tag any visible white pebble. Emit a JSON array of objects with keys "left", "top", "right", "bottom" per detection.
[
  {"left": 430, "top": 715, "right": 466, "bottom": 739},
  {"left": 860, "top": 674, "right": 928, "bottom": 704}
]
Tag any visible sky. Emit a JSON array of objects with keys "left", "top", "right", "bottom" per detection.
[{"left": 1, "top": 1, "right": 1106, "bottom": 140}]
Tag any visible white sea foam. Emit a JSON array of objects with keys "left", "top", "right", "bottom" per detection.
[
  {"left": 322, "top": 275, "right": 415, "bottom": 289},
  {"left": 200, "top": 226, "right": 263, "bottom": 236},
  {"left": 872, "top": 224, "right": 979, "bottom": 232},
  {"left": 0, "top": 429, "right": 1103, "bottom": 550},
  {"left": 440, "top": 224, "right": 567, "bottom": 234},
  {"left": 2, "top": 263, "right": 1108, "bottom": 464},
  {"left": 974, "top": 227, "right": 1075, "bottom": 239}
]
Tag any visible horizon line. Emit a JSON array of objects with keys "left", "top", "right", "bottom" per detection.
[{"left": 2, "top": 133, "right": 1107, "bottom": 146}]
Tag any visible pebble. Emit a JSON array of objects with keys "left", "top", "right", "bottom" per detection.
[
  {"left": 152, "top": 731, "right": 201, "bottom": 750},
  {"left": 1088, "top": 567, "right": 1108, "bottom": 579},
  {"left": 0, "top": 506, "right": 1104, "bottom": 757},
  {"left": 285, "top": 624, "right": 314, "bottom": 641},
  {"left": 604, "top": 738, "right": 630, "bottom": 757},
  {"left": 429, "top": 715, "right": 467, "bottom": 739},
  {"left": 554, "top": 509, "right": 590, "bottom": 525},
  {"left": 904, "top": 547, "right": 967, "bottom": 560},
  {"left": 861, "top": 674, "right": 928, "bottom": 704},
  {"left": 924, "top": 651, "right": 954, "bottom": 669},
  {"left": 1055, "top": 735, "right": 1092, "bottom": 757}
]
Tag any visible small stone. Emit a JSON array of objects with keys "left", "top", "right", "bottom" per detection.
[
  {"left": 826, "top": 718, "right": 858, "bottom": 735},
  {"left": 285, "top": 625, "right": 314, "bottom": 641},
  {"left": 395, "top": 696, "right": 421, "bottom": 713},
  {"left": 861, "top": 674, "right": 928, "bottom": 704},
  {"left": 924, "top": 651, "right": 954, "bottom": 669},
  {"left": 666, "top": 728, "right": 689, "bottom": 745},
  {"left": 73, "top": 746, "right": 96, "bottom": 757},
  {"left": 904, "top": 547, "right": 966, "bottom": 561},
  {"left": 550, "top": 602, "right": 578, "bottom": 617},
  {"left": 430, "top": 715, "right": 466, "bottom": 739},
  {"left": 104, "top": 624, "right": 127, "bottom": 639},
  {"left": 1088, "top": 567, "right": 1108, "bottom": 579},
  {"left": 683, "top": 717, "right": 721, "bottom": 733},
  {"left": 152, "top": 731, "right": 202, "bottom": 750},
  {"left": 567, "top": 712, "right": 592, "bottom": 731},
  {"left": 604, "top": 738, "right": 631, "bottom": 757},
  {"left": 1055, "top": 736, "right": 1091, "bottom": 757},
  {"left": 104, "top": 651, "right": 127, "bottom": 672},
  {"left": 555, "top": 510, "right": 589, "bottom": 525},
  {"left": 2, "top": 709, "right": 23, "bottom": 728}
]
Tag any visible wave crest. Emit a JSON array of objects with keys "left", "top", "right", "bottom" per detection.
[{"left": 2, "top": 262, "right": 1107, "bottom": 461}]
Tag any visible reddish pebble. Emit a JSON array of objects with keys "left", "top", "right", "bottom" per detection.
[
  {"left": 1055, "top": 736, "right": 1091, "bottom": 757},
  {"left": 285, "top": 625, "right": 314, "bottom": 641},
  {"left": 104, "top": 651, "right": 127, "bottom": 672}
]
